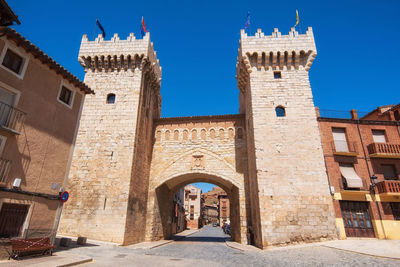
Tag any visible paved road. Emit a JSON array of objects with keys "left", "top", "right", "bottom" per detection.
[
  {"left": 147, "top": 226, "right": 400, "bottom": 266},
  {"left": 44, "top": 226, "right": 400, "bottom": 267}
]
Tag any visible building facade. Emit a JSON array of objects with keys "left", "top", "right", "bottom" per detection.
[
  {"left": 201, "top": 204, "right": 218, "bottom": 225},
  {"left": 0, "top": 27, "right": 92, "bottom": 246},
  {"left": 218, "top": 192, "right": 230, "bottom": 225},
  {"left": 59, "top": 26, "right": 338, "bottom": 248},
  {"left": 201, "top": 186, "right": 229, "bottom": 225},
  {"left": 172, "top": 187, "right": 186, "bottom": 234},
  {"left": 184, "top": 185, "right": 202, "bottom": 229},
  {"left": 318, "top": 105, "right": 400, "bottom": 240}
]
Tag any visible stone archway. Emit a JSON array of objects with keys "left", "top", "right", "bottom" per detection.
[
  {"left": 146, "top": 172, "right": 242, "bottom": 242},
  {"left": 144, "top": 115, "right": 250, "bottom": 244}
]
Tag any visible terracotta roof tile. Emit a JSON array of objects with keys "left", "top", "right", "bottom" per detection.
[{"left": 1, "top": 27, "right": 94, "bottom": 94}]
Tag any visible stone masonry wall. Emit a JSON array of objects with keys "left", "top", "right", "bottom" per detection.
[
  {"left": 59, "top": 32, "right": 161, "bottom": 244},
  {"left": 123, "top": 67, "right": 160, "bottom": 245},
  {"left": 145, "top": 116, "right": 249, "bottom": 243},
  {"left": 59, "top": 69, "right": 142, "bottom": 243},
  {"left": 238, "top": 28, "right": 337, "bottom": 246}
]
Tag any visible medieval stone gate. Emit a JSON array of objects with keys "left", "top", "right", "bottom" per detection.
[
  {"left": 145, "top": 115, "right": 248, "bottom": 243},
  {"left": 59, "top": 27, "right": 338, "bottom": 248}
]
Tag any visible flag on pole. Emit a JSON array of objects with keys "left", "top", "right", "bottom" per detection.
[
  {"left": 96, "top": 19, "right": 106, "bottom": 38},
  {"left": 294, "top": 9, "right": 299, "bottom": 28},
  {"left": 244, "top": 12, "right": 250, "bottom": 31},
  {"left": 141, "top": 16, "right": 149, "bottom": 38}
]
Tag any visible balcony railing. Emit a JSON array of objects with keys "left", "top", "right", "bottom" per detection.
[
  {"left": 0, "top": 158, "right": 11, "bottom": 184},
  {"left": 376, "top": 180, "right": 400, "bottom": 194},
  {"left": 331, "top": 141, "right": 358, "bottom": 156},
  {"left": 0, "top": 101, "right": 26, "bottom": 134},
  {"left": 367, "top": 142, "right": 400, "bottom": 158}
]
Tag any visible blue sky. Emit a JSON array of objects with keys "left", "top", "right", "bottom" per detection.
[{"left": 9, "top": 1, "right": 399, "bottom": 192}]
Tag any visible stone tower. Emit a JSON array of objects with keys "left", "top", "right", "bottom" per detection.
[
  {"left": 237, "top": 27, "right": 337, "bottom": 247},
  {"left": 58, "top": 33, "right": 161, "bottom": 244}
]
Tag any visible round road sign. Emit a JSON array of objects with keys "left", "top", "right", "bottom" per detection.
[{"left": 60, "top": 191, "right": 69, "bottom": 203}]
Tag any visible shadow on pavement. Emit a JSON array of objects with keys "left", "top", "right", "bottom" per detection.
[
  {"left": 175, "top": 236, "right": 230, "bottom": 243},
  {"left": 55, "top": 238, "right": 98, "bottom": 252}
]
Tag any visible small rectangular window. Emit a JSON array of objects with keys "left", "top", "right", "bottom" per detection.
[
  {"left": 2, "top": 49, "right": 23, "bottom": 74},
  {"left": 332, "top": 128, "right": 349, "bottom": 152},
  {"left": 391, "top": 203, "right": 400, "bottom": 220},
  {"left": 372, "top": 130, "right": 386, "bottom": 143},
  {"left": 274, "top": 71, "right": 281, "bottom": 79},
  {"left": 382, "top": 164, "right": 397, "bottom": 180},
  {"left": 58, "top": 86, "right": 73, "bottom": 106}
]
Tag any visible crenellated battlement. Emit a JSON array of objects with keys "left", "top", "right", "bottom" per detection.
[
  {"left": 238, "top": 27, "right": 317, "bottom": 72},
  {"left": 78, "top": 32, "right": 161, "bottom": 80}
]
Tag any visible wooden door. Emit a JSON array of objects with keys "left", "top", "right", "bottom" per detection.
[
  {"left": 0, "top": 203, "right": 29, "bottom": 238},
  {"left": 340, "top": 201, "right": 375, "bottom": 238}
]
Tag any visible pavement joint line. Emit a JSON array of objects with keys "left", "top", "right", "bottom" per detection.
[
  {"left": 149, "top": 229, "right": 200, "bottom": 249},
  {"left": 320, "top": 245, "right": 400, "bottom": 261}
]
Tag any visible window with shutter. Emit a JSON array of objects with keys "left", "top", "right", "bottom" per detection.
[
  {"left": 372, "top": 130, "right": 386, "bottom": 143},
  {"left": 332, "top": 128, "right": 349, "bottom": 152}
]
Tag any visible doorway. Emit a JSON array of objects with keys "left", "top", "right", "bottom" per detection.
[{"left": 340, "top": 201, "right": 375, "bottom": 238}]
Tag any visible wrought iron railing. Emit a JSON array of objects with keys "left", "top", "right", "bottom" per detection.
[
  {"left": 367, "top": 142, "right": 400, "bottom": 156},
  {"left": 376, "top": 180, "right": 400, "bottom": 194},
  {"left": 0, "top": 158, "right": 11, "bottom": 184},
  {"left": 0, "top": 101, "right": 26, "bottom": 134}
]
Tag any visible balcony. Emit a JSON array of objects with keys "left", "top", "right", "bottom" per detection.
[
  {"left": 376, "top": 180, "right": 400, "bottom": 194},
  {"left": 331, "top": 141, "right": 358, "bottom": 157},
  {"left": 0, "top": 157, "right": 11, "bottom": 186},
  {"left": 367, "top": 143, "right": 400, "bottom": 159},
  {"left": 0, "top": 101, "right": 26, "bottom": 134}
]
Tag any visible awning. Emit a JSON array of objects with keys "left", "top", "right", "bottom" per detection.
[{"left": 339, "top": 165, "right": 364, "bottom": 188}]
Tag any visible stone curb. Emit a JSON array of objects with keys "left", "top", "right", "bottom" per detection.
[
  {"left": 149, "top": 229, "right": 200, "bottom": 249},
  {"left": 56, "top": 257, "right": 93, "bottom": 267},
  {"left": 225, "top": 241, "right": 262, "bottom": 252}
]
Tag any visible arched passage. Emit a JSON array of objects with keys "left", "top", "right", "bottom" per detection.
[{"left": 145, "top": 172, "right": 244, "bottom": 243}]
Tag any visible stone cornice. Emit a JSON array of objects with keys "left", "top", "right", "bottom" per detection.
[
  {"left": 318, "top": 117, "right": 400, "bottom": 126},
  {"left": 238, "top": 27, "right": 317, "bottom": 71},
  {"left": 78, "top": 32, "right": 162, "bottom": 82},
  {"left": 154, "top": 114, "right": 245, "bottom": 125}
]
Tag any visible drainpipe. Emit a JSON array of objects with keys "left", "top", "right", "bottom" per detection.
[{"left": 355, "top": 115, "right": 387, "bottom": 239}]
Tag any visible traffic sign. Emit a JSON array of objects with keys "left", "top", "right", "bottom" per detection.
[{"left": 60, "top": 191, "right": 69, "bottom": 203}]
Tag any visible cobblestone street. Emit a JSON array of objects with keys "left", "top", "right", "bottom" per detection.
[{"left": 20, "top": 226, "right": 397, "bottom": 267}]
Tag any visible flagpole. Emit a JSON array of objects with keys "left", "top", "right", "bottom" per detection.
[
  {"left": 249, "top": 13, "right": 252, "bottom": 35},
  {"left": 299, "top": 14, "right": 302, "bottom": 34},
  {"left": 92, "top": 19, "right": 97, "bottom": 41}
]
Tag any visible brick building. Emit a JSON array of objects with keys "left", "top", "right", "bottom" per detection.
[
  {"left": 0, "top": 26, "right": 92, "bottom": 248},
  {"left": 201, "top": 204, "right": 218, "bottom": 225},
  {"left": 317, "top": 105, "right": 400, "bottom": 240},
  {"left": 201, "top": 186, "right": 227, "bottom": 225},
  {"left": 218, "top": 192, "right": 230, "bottom": 225}
]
